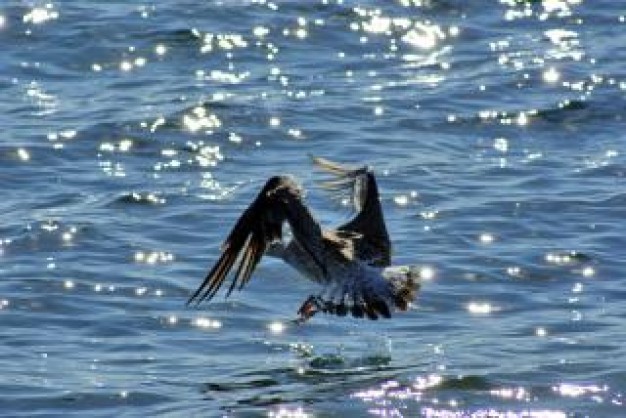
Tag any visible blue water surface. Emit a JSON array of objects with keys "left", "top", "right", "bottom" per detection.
[{"left": 1, "top": 1, "right": 625, "bottom": 416}]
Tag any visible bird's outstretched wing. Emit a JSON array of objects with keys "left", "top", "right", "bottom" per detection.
[
  {"left": 312, "top": 156, "right": 391, "bottom": 267},
  {"left": 187, "top": 175, "right": 326, "bottom": 305}
]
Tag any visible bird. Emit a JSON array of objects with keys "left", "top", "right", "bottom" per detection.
[{"left": 187, "top": 157, "right": 421, "bottom": 322}]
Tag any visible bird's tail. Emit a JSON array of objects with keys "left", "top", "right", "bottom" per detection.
[{"left": 295, "top": 266, "right": 422, "bottom": 322}]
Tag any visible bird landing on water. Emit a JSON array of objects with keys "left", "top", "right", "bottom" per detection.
[{"left": 187, "top": 157, "right": 424, "bottom": 322}]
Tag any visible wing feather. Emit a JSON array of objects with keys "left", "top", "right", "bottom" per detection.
[
  {"left": 312, "top": 156, "right": 391, "bottom": 266},
  {"left": 188, "top": 175, "right": 325, "bottom": 305}
]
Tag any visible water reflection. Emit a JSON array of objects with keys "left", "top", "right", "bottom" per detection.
[
  {"left": 193, "top": 317, "right": 222, "bottom": 329},
  {"left": 467, "top": 302, "right": 496, "bottom": 315},
  {"left": 23, "top": 5, "right": 59, "bottom": 25},
  {"left": 134, "top": 251, "right": 174, "bottom": 264},
  {"left": 182, "top": 106, "right": 222, "bottom": 133},
  {"left": 352, "top": 372, "right": 617, "bottom": 417},
  {"left": 422, "top": 408, "right": 567, "bottom": 418},
  {"left": 25, "top": 81, "right": 57, "bottom": 114},
  {"left": 17, "top": 147, "right": 30, "bottom": 161},
  {"left": 2, "top": 0, "right": 625, "bottom": 416},
  {"left": 268, "top": 406, "right": 310, "bottom": 418},
  {"left": 543, "top": 67, "right": 560, "bottom": 83},
  {"left": 268, "top": 321, "right": 286, "bottom": 334}
]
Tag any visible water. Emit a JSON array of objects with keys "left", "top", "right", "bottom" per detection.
[{"left": 1, "top": 1, "right": 625, "bottom": 416}]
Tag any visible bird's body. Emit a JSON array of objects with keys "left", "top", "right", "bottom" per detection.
[{"left": 188, "top": 157, "right": 421, "bottom": 321}]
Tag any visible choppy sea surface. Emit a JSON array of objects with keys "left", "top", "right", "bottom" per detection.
[{"left": 1, "top": 1, "right": 625, "bottom": 416}]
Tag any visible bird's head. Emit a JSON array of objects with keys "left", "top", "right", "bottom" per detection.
[{"left": 382, "top": 265, "right": 427, "bottom": 289}]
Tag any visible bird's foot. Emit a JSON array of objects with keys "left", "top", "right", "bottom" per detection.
[
  {"left": 295, "top": 295, "right": 351, "bottom": 323},
  {"left": 295, "top": 295, "right": 325, "bottom": 323}
]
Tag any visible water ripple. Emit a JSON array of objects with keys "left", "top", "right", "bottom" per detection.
[{"left": 1, "top": 0, "right": 625, "bottom": 416}]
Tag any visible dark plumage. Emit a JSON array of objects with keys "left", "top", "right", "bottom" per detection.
[{"left": 187, "top": 157, "right": 421, "bottom": 321}]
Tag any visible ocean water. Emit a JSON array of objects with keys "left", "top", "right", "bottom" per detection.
[{"left": 1, "top": 0, "right": 625, "bottom": 416}]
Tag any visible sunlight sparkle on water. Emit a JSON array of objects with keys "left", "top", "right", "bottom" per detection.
[
  {"left": 183, "top": 107, "right": 221, "bottom": 133},
  {"left": 543, "top": 67, "right": 560, "bottom": 83},
  {"left": 294, "top": 28, "right": 307, "bottom": 39},
  {"left": 578, "top": 266, "right": 594, "bottom": 277},
  {"left": 361, "top": 15, "right": 392, "bottom": 34},
  {"left": 414, "top": 374, "right": 443, "bottom": 390},
  {"left": 553, "top": 383, "right": 607, "bottom": 398},
  {"left": 422, "top": 408, "right": 567, "bottom": 418},
  {"left": 23, "top": 5, "right": 59, "bottom": 24},
  {"left": 193, "top": 317, "right": 222, "bottom": 329},
  {"left": 48, "top": 129, "right": 77, "bottom": 142},
  {"left": 134, "top": 251, "right": 174, "bottom": 264},
  {"left": 216, "top": 34, "right": 247, "bottom": 50},
  {"left": 420, "top": 266, "right": 435, "bottom": 281},
  {"left": 269, "top": 116, "right": 281, "bottom": 127},
  {"left": 25, "top": 81, "right": 57, "bottom": 113},
  {"left": 507, "top": 266, "right": 522, "bottom": 277},
  {"left": 516, "top": 112, "right": 529, "bottom": 125},
  {"left": 544, "top": 250, "right": 591, "bottom": 266},
  {"left": 253, "top": 26, "right": 269, "bottom": 38},
  {"left": 208, "top": 69, "right": 249, "bottom": 84},
  {"left": 467, "top": 302, "right": 494, "bottom": 315},
  {"left": 268, "top": 321, "right": 285, "bottom": 334},
  {"left": 479, "top": 233, "right": 495, "bottom": 244},
  {"left": 287, "top": 128, "right": 302, "bottom": 139},
  {"left": 17, "top": 148, "right": 30, "bottom": 161},
  {"left": 118, "top": 139, "right": 132, "bottom": 152},
  {"left": 268, "top": 406, "right": 310, "bottom": 418},
  {"left": 120, "top": 61, "right": 133, "bottom": 72},
  {"left": 490, "top": 386, "right": 529, "bottom": 401},
  {"left": 493, "top": 137, "right": 508, "bottom": 153},
  {"left": 544, "top": 28, "right": 579, "bottom": 48},
  {"left": 228, "top": 132, "right": 243, "bottom": 144},
  {"left": 155, "top": 44, "right": 167, "bottom": 55},
  {"left": 134, "top": 57, "right": 147, "bottom": 67},
  {"left": 149, "top": 116, "right": 166, "bottom": 132},
  {"left": 62, "top": 231, "right": 73, "bottom": 242},
  {"left": 572, "top": 282, "right": 583, "bottom": 293},
  {"left": 393, "top": 195, "right": 409, "bottom": 207},
  {"left": 542, "top": 0, "right": 579, "bottom": 17},
  {"left": 129, "top": 192, "right": 166, "bottom": 205},
  {"left": 401, "top": 23, "right": 444, "bottom": 50}
]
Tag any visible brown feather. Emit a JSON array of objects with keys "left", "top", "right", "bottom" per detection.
[{"left": 188, "top": 175, "right": 328, "bottom": 305}]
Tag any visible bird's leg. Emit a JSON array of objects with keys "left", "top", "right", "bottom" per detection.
[{"left": 295, "top": 294, "right": 324, "bottom": 323}]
